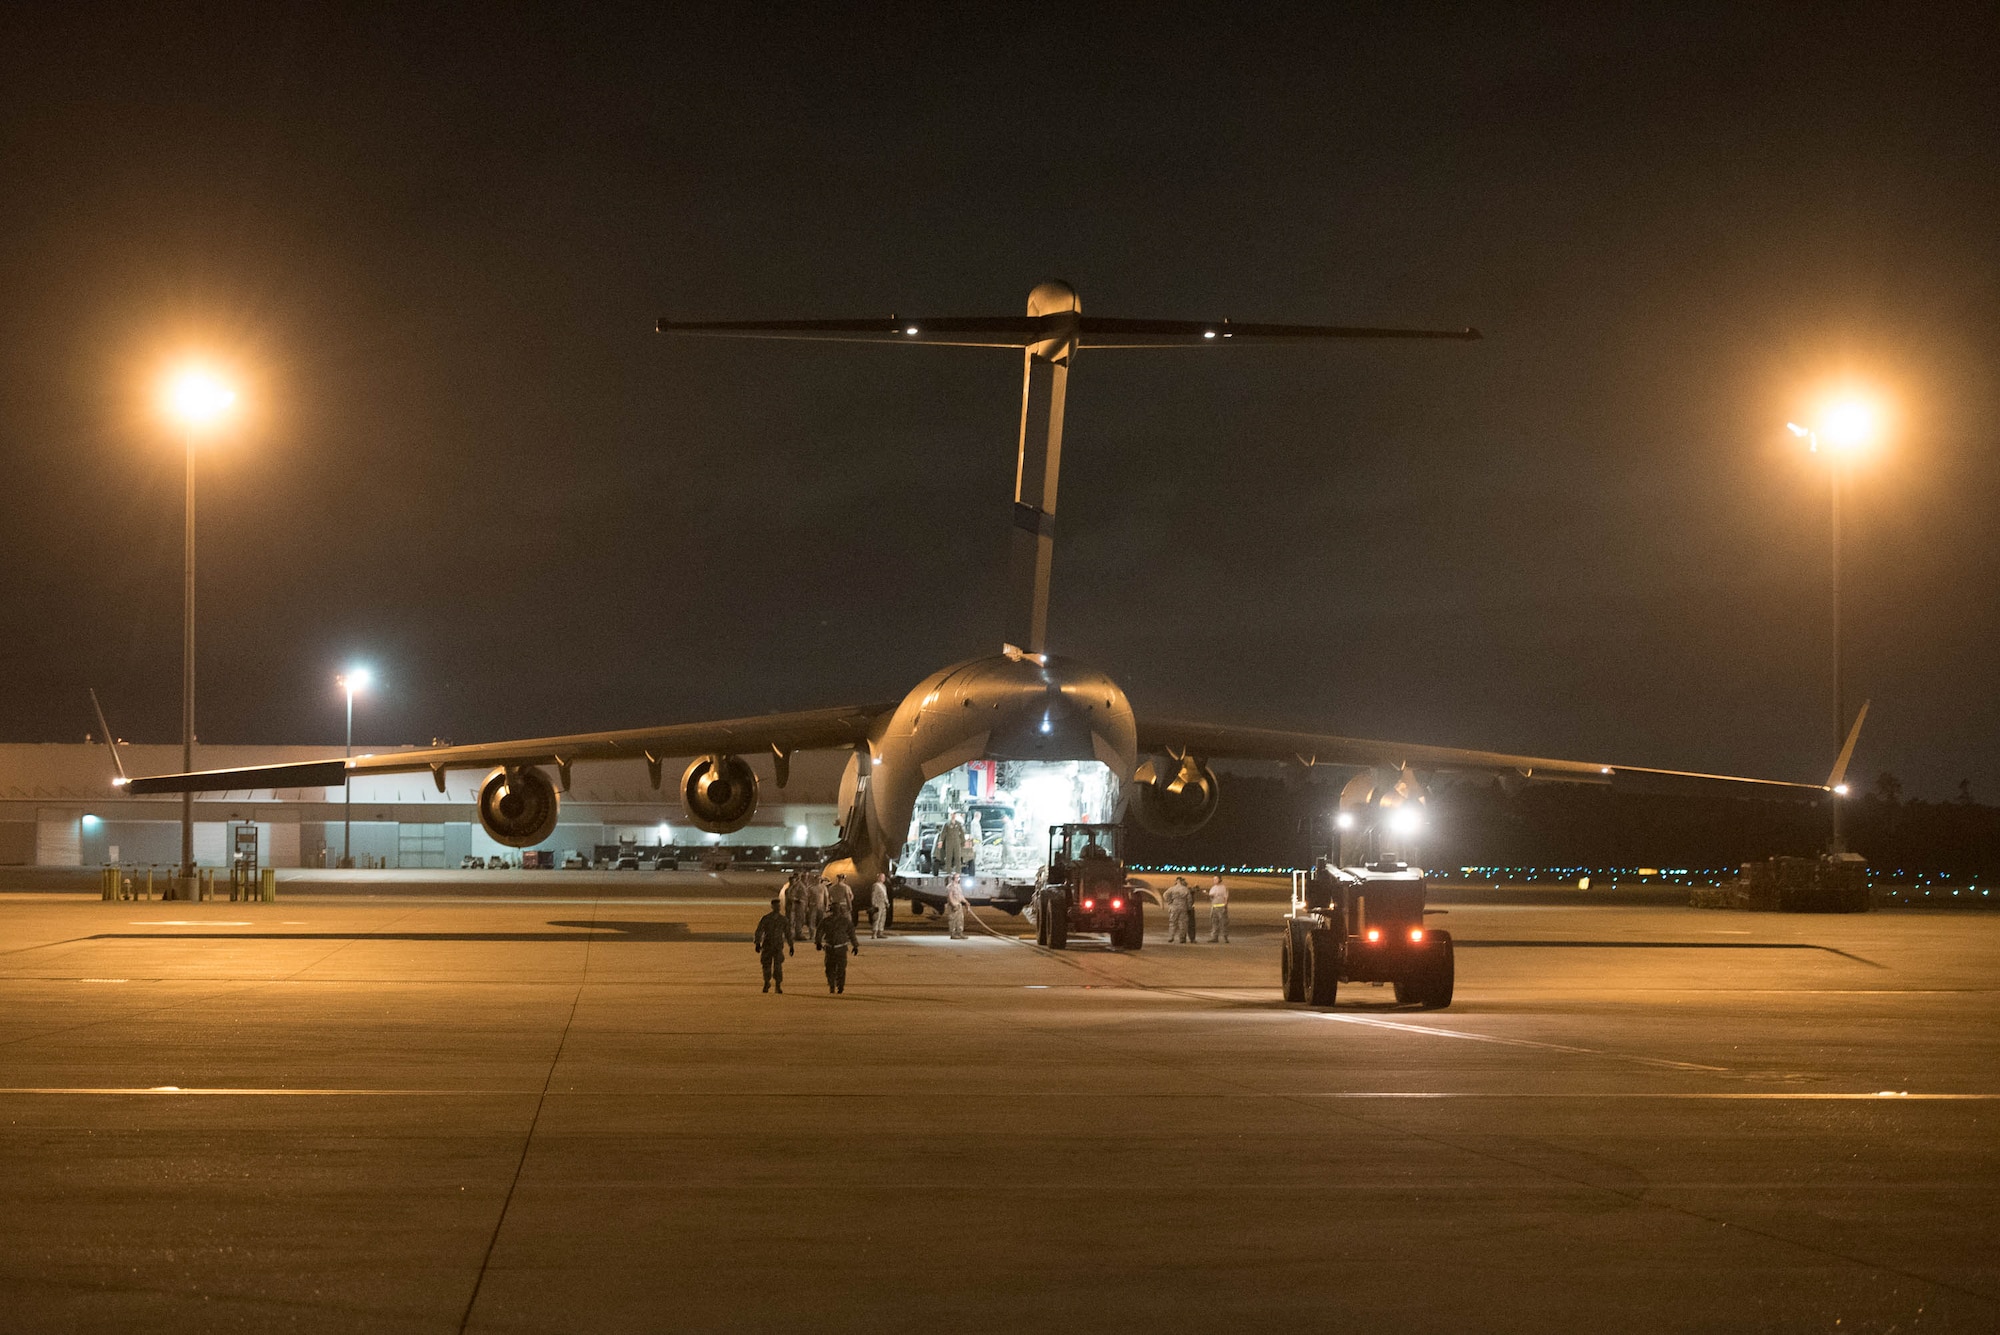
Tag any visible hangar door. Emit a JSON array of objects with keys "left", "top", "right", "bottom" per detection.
[{"left": 398, "top": 823, "right": 447, "bottom": 869}]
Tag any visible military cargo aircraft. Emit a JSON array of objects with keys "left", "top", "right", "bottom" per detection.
[{"left": 128, "top": 282, "right": 1852, "bottom": 914}]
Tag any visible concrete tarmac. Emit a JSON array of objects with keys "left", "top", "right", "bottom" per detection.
[{"left": 1, "top": 891, "right": 1995, "bottom": 1333}]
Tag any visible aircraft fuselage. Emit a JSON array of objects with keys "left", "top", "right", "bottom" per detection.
[{"left": 822, "top": 651, "right": 1138, "bottom": 901}]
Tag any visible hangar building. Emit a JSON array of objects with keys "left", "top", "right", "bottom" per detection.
[{"left": 0, "top": 742, "right": 845, "bottom": 869}]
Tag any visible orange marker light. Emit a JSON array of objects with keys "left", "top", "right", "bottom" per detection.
[
  {"left": 1366, "top": 928, "right": 1381, "bottom": 942},
  {"left": 1409, "top": 927, "right": 1425, "bottom": 943}
]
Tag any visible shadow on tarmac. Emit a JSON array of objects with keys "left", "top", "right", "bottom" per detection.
[{"left": 86, "top": 920, "right": 743, "bottom": 944}]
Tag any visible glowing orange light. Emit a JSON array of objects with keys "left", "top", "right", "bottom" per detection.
[
  {"left": 160, "top": 365, "right": 238, "bottom": 431},
  {"left": 1791, "top": 389, "right": 1889, "bottom": 460},
  {"left": 1822, "top": 396, "right": 1878, "bottom": 452}
]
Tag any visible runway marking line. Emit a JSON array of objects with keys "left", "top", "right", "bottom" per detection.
[
  {"left": 0, "top": 1087, "right": 531, "bottom": 1096},
  {"left": 1299, "top": 1091, "right": 1998, "bottom": 1101},
  {"left": 1315, "top": 1011, "right": 1729, "bottom": 1070},
  {"left": 5, "top": 1087, "right": 1988, "bottom": 1100}
]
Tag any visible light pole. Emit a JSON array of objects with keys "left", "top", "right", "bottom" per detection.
[
  {"left": 161, "top": 366, "right": 237, "bottom": 886},
  {"left": 337, "top": 668, "right": 372, "bottom": 868},
  {"left": 1789, "top": 394, "right": 1881, "bottom": 855}
]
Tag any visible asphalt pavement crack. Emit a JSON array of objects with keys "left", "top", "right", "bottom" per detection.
[{"left": 457, "top": 893, "right": 599, "bottom": 1335}]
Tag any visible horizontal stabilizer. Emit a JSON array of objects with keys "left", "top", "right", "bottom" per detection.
[
  {"left": 657, "top": 313, "right": 1480, "bottom": 350},
  {"left": 657, "top": 315, "right": 1044, "bottom": 348},
  {"left": 1078, "top": 317, "right": 1481, "bottom": 348}
]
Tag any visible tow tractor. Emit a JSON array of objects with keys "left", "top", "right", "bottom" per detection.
[
  {"left": 1031, "top": 822, "right": 1144, "bottom": 951},
  {"left": 1280, "top": 862, "right": 1453, "bottom": 1008}
]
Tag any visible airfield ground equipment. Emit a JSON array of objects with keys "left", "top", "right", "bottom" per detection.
[
  {"left": 1032, "top": 822, "right": 1144, "bottom": 951},
  {"left": 1688, "top": 854, "right": 1871, "bottom": 913},
  {"left": 1281, "top": 863, "right": 1453, "bottom": 1008}
]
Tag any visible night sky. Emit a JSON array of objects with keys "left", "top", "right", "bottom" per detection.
[{"left": 1, "top": 4, "right": 1994, "bottom": 798}]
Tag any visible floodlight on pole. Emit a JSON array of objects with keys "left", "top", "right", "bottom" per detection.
[
  {"left": 158, "top": 361, "right": 239, "bottom": 889},
  {"left": 162, "top": 366, "right": 238, "bottom": 431},
  {"left": 1822, "top": 396, "right": 1880, "bottom": 453},
  {"left": 337, "top": 668, "right": 372, "bottom": 869},
  {"left": 1789, "top": 392, "right": 1885, "bottom": 458},
  {"left": 1789, "top": 388, "right": 1887, "bottom": 854}
]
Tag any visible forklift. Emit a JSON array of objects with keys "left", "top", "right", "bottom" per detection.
[{"left": 1032, "top": 822, "right": 1143, "bottom": 950}]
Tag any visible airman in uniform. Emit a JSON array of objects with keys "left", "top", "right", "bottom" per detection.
[
  {"left": 814, "top": 906, "right": 860, "bottom": 993},
  {"left": 753, "top": 896, "right": 794, "bottom": 993},
  {"left": 1164, "top": 876, "right": 1194, "bottom": 943},
  {"left": 869, "top": 874, "right": 891, "bottom": 939}
]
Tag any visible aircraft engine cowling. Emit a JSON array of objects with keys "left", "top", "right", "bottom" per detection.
[
  {"left": 681, "top": 754, "right": 759, "bottom": 833},
  {"left": 477, "top": 766, "right": 560, "bottom": 847},
  {"left": 1127, "top": 754, "right": 1221, "bottom": 836}
]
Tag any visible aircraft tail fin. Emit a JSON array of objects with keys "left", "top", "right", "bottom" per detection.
[
  {"left": 1825, "top": 700, "right": 1870, "bottom": 792},
  {"left": 1005, "top": 281, "right": 1080, "bottom": 654},
  {"left": 89, "top": 688, "right": 128, "bottom": 785}
]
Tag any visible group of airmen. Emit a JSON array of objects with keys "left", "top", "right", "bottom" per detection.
[
  {"left": 777, "top": 868, "right": 892, "bottom": 944},
  {"left": 756, "top": 866, "right": 1234, "bottom": 992},
  {"left": 1160, "top": 874, "right": 1231, "bottom": 944},
  {"left": 753, "top": 869, "right": 895, "bottom": 994}
]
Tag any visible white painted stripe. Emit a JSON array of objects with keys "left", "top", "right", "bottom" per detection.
[
  {"left": 1316, "top": 1012, "right": 1729, "bottom": 1071},
  {"left": 1301, "top": 1091, "right": 1997, "bottom": 1100},
  {"left": 1, "top": 1088, "right": 1984, "bottom": 1101},
  {"left": 0, "top": 1087, "right": 530, "bottom": 1096}
]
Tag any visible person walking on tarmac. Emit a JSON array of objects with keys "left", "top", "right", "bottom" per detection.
[
  {"left": 945, "top": 880, "right": 969, "bottom": 939},
  {"left": 814, "top": 905, "right": 859, "bottom": 994},
  {"left": 753, "top": 897, "right": 794, "bottom": 993},
  {"left": 1206, "top": 874, "right": 1231, "bottom": 943},
  {"left": 1164, "top": 876, "right": 1194, "bottom": 943},
  {"left": 784, "top": 871, "right": 810, "bottom": 939},
  {"left": 803, "top": 871, "right": 827, "bottom": 941},
  {"left": 869, "top": 874, "right": 891, "bottom": 939}
]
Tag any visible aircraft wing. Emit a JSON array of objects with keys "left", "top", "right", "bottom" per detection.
[
  {"left": 657, "top": 314, "right": 1479, "bottom": 350},
  {"left": 1134, "top": 716, "right": 1827, "bottom": 798},
  {"left": 120, "top": 703, "right": 892, "bottom": 795}
]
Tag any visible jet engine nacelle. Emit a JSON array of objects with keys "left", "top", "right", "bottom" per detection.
[
  {"left": 1127, "top": 754, "right": 1221, "bottom": 836},
  {"left": 681, "top": 754, "right": 759, "bottom": 833},
  {"left": 477, "top": 766, "right": 560, "bottom": 848}
]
